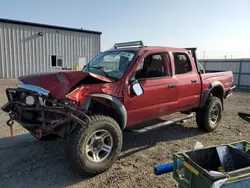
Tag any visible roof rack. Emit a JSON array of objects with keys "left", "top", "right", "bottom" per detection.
[{"left": 114, "top": 40, "right": 144, "bottom": 49}]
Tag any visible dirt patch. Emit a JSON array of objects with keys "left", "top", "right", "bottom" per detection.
[{"left": 0, "top": 80, "right": 250, "bottom": 188}]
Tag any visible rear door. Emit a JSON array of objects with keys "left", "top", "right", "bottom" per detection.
[
  {"left": 124, "top": 52, "right": 178, "bottom": 126},
  {"left": 171, "top": 52, "right": 201, "bottom": 111}
]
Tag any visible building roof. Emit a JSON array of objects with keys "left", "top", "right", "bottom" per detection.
[{"left": 0, "top": 18, "right": 102, "bottom": 35}]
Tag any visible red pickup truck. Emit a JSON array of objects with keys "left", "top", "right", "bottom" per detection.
[{"left": 1, "top": 41, "right": 234, "bottom": 177}]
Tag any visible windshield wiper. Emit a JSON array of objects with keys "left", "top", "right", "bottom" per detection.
[
  {"left": 91, "top": 66, "right": 104, "bottom": 69},
  {"left": 90, "top": 66, "right": 111, "bottom": 78}
]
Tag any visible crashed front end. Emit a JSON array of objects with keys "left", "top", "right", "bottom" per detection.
[{"left": 1, "top": 83, "right": 89, "bottom": 138}]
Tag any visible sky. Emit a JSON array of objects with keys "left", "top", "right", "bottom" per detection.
[{"left": 0, "top": 0, "right": 250, "bottom": 59}]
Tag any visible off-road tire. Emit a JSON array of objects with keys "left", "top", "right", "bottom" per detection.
[
  {"left": 30, "top": 132, "right": 59, "bottom": 141},
  {"left": 65, "top": 115, "right": 122, "bottom": 177},
  {"left": 196, "top": 96, "right": 222, "bottom": 132}
]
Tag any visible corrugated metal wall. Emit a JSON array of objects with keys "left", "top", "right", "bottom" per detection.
[
  {"left": 0, "top": 22, "right": 101, "bottom": 78},
  {"left": 199, "top": 59, "right": 250, "bottom": 88}
]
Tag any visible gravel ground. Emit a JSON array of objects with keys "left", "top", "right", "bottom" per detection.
[{"left": 0, "top": 79, "right": 250, "bottom": 188}]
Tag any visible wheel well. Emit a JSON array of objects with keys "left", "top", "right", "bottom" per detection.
[
  {"left": 210, "top": 86, "right": 224, "bottom": 100},
  {"left": 198, "top": 84, "right": 225, "bottom": 109},
  {"left": 87, "top": 99, "right": 123, "bottom": 129},
  {"left": 210, "top": 86, "right": 224, "bottom": 108}
]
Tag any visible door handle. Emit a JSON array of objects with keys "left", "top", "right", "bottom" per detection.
[
  {"left": 191, "top": 80, "right": 197, "bottom": 83},
  {"left": 168, "top": 84, "right": 176, "bottom": 89}
]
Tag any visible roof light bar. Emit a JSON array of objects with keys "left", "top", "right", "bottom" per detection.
[{"left": 114, "top": 41, "right": 144, "bottom": 49}]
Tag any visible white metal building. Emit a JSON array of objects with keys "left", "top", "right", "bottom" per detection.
[{"left": 0, "top": 18, "right": 102, "bottom": 79}]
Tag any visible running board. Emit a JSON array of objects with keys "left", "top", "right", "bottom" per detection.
[{"left": 130, "top": 113, "right": 194, "bottom": 133}]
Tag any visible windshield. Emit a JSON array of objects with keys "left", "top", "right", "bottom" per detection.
[{"left": 83, "top": 51, "right": 136, "bottom": 80}]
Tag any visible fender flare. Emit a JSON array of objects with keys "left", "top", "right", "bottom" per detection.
[
  {"left": 81, "top": 94, "right": 127, "bottom": 130},
  {"left": 199, "top": 81, "right": 225, "bottom": 108}
]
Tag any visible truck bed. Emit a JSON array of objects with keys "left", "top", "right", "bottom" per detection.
[{"left": 200, "top": 70, "right": 234, "bottom": 93}]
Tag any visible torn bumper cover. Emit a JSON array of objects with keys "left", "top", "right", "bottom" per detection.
[
  {"left": 1, "top": 84, "right": 90, "bottom": 136},
  {"left": 224, "top": 85, "right": 236, "bottom": 98}
]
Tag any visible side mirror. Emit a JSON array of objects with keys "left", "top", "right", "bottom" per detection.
[{"left": 132, "top": 82, "right": 144, "bottom": 96}]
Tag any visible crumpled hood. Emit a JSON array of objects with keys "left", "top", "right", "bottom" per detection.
[{"left": 19, "top": 70, "right": 114, "bottom": 99}]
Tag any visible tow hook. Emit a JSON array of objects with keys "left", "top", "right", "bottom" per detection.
[
  {"left": 6, "top": 112, "right": 16, "bottom": 126},
  {"left": 6, "top": 119, "right": 14, "bottom": 127},
  {"left": 6, "top": 113, "right": 15, "bottom": 139},
  {"left": 36, "top": 128, "right": 43, "bottom": 139}
]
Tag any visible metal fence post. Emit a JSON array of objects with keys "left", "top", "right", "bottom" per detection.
[{"left": 238, "top": 60, "right": 242, "bottom": 87}]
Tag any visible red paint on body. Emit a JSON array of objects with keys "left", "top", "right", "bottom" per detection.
[
  {"left": 19, "top": 71, "right": 114, "bottom": 99},
  {"left": 18, "top": 46, "right": 234, "bottom": 127}
]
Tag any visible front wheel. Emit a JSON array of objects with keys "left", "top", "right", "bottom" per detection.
[
  {"left": 65, "top": 115, "right": 122, "bottom": 177},
  {"left": 196, "top": 96, "right": 222, "bottom": 132}
]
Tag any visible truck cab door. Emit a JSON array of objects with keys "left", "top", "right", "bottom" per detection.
[
  {"left": 124, "top": 52, "right": 178, "bottom": 127},
  {"left": 171, "top": 52, "right": 201, "bottom": 111}
]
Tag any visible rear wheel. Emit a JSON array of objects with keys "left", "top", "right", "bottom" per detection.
[
  {"left": 196, "top": 96, "right": 222, "bottom": 132},
  {"left": 65, "top": 115, "right": 122, "bottom": 177}
]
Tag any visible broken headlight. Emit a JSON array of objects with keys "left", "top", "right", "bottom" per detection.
[
  {"left": 25, "top": 95, "right": 35, "bottom": 106},
  {"left": 63, "top": 98, "right": 76, "bottom": 106}
]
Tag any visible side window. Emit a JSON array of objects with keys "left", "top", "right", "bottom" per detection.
[
  {"left": 173, "top": 53, "right": 192, "bottom": 75},
  {"left": 134, "top": 53, "right": 171, "bottom": 80}
]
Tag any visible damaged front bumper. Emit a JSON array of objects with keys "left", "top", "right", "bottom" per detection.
[{"left": 1, "top": 84, "right": 90, "bottom": 137}]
